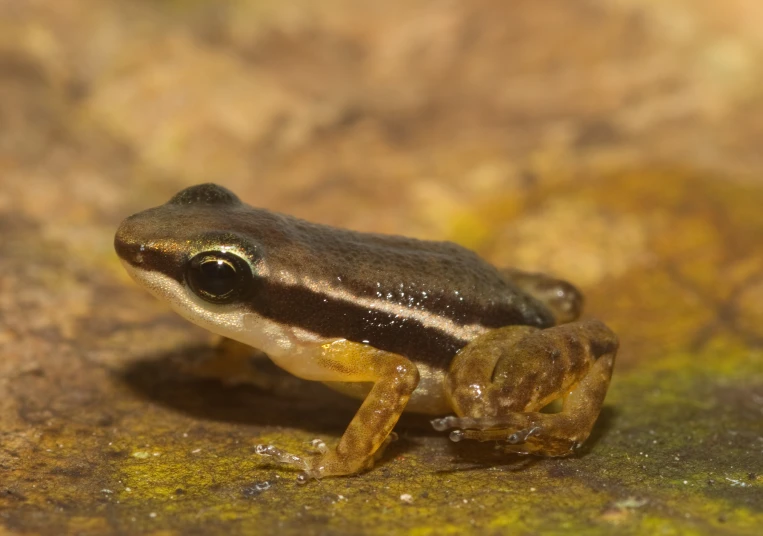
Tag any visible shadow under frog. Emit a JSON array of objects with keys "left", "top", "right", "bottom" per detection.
[{"left": 118, "top": 341, "right": 617, "bottom": 472}]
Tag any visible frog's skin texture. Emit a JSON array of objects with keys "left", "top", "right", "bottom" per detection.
[{"left": 114, "top": 183, "right": 618, "bottom": 481}]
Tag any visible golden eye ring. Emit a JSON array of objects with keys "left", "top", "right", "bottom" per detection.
[{"left": 186, "top": 251, "right": 252, "bottom": 304}]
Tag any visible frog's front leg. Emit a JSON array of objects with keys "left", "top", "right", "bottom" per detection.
[
  {"left": 182, "top": 337, "right": 310, "bottom": 395},
  {"left": 256, "top": 340, "right": 419, "bottom": 481},
  {"left": 432, "top": 319, "right": 618, "bottom": 456}
]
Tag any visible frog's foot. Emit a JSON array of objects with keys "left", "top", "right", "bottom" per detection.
[
  {"left": 255, "top": 434, "right": 399, "bottom": 483},
  {"left": 440, "top": 320, "right": 618, "bottom": 457},
  {"left": 254, "top": 439, "right": 332, "bottom": 483},
  {"left": 432, "top": 414, "right": 539, "bottom": 443},
  {"left": 431, "top": 415, "right": 478, "bottom": 433},
  {"left": 255, "top": 340, "right": 418, "bottom": 482},
  {"left": 432, "top": 413, "right": 576, "bottom": 455},
  {"left": 255, "top": 443, "right": 311, "bottom": 473}
]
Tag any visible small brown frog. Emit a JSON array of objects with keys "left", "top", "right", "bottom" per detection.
[{"left": 115, "top": 184, "right": 618, "bottom": 481}]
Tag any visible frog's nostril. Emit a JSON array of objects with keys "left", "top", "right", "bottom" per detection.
[
  {"left": 114, "top": 222, "right": 144, "bottom": 265},
  {"left": 114, "top": 239, "right": 140, "bottom": 264}
]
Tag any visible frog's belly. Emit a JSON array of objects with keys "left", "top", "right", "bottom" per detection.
[{"left": 324, "top": 363, "right": 451, "bottom": 415}]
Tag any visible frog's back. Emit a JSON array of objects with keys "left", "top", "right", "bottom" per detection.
[{"left": 252, "top": 211, "right": 555, "bottom": 367}]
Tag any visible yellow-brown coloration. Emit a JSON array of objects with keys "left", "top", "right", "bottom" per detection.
[
  {"left": 257, "top": 340, "right": 420, "bottom": 480},
  {"left": 445, "top": 322, "right": 616, "bottom": 453},
  {"left": 437, "top": 321, "right": 617, "bottom": 455}
]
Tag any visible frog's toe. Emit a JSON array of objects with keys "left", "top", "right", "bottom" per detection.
[
  {"left": 449, "top": 429, "right": 465, "bottom": 442},
  {"left": 505, "top": 426, "right": 542, "bottom": 445},
  {"left": 256, "top": 442, "right": 341, "bottom": 483},
  {"left": 441, "top": 426, "right": 533, "bottom": 444},
  {"left": 254, "top": 444, "right": 309, "bottom": 471},
  {"left": 456, "top": 423, "right": 542, "bottom": 444},
  {"left": 309, "top": 438, "right": 329, "bottom": 454},
  {"left": 431, "top": 416, "right": 454, "bottom": 431},
  {"left": 296, "top": 464, "right": 326, "bottom": 484},
  {"left": 431, "top": 415, "right": 482, "bottom": 431}
]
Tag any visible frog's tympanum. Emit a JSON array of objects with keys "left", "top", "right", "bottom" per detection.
[{"left": 115, "top": 184, "right": 618, "bottom": 482}]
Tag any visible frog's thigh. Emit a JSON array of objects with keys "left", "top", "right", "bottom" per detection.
[
  {"left": 436, "top": 319, "right": 618, "bottom": 456},
  {"left": 500, "top": 268, "right": 583, "bottom": 323},
  {"left": 261, "top": 340, "right": 419, "bottom": 480}
]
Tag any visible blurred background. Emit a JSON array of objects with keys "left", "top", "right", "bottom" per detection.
[
  {"left": 0, "top": 1, "right": 761, "bottom": 534},
  {"left": 2, "top": 1, "right": 762, "bottom": 232}
]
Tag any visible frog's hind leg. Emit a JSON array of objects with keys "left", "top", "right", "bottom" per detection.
[
  {"left": 432, "top": 320, "right": 618, "bottom": 456},
  {"left": 500, "top": 268, "right": 584, "bottom": 324}
]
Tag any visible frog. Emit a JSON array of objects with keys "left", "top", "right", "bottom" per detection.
[{"left": 114, "top": 183, "right": 618, "bottom": 482}]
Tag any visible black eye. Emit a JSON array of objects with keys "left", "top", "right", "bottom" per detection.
[{"left": 186, "top": 251, "right": 252, "bottom": 304}]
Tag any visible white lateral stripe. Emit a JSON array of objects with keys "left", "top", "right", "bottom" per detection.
[{"left": 276, "top": 273, "right": 489, "bottom": 342}]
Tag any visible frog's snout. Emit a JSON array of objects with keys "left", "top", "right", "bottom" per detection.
[
  {"left": 114, "top": 216, "right": 146, "bottom": 266},
  {"left": 114, "top": 213, "right": 186, "bottom": 282}
]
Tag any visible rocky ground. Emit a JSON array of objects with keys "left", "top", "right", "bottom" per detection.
[{"left": 0, "top": 1, "right": 761, "bottom": 534}]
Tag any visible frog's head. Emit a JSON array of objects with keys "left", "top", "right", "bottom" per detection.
[{"left": 114, "top": 183, "right": 268, "bottom": 338}]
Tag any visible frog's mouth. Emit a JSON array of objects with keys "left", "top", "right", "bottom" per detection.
[
  {"left": 118, "top": 260, "right": 252, "bottom": 346},
  {"left": 119, "top": 261, "right": 181, "bottom": 305},
  {"left": 117, "top": 261, "right": 312, "bottom": 359}
]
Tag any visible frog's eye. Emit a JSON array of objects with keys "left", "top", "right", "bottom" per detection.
[{"left": 186, "top": 251, "right": 252, "bottom": 304}]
